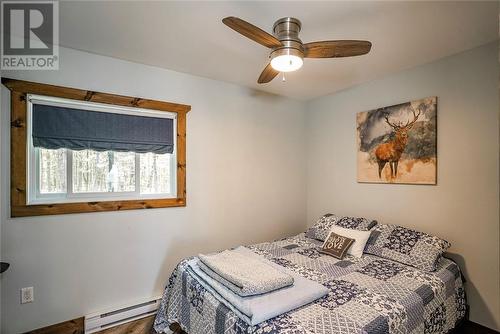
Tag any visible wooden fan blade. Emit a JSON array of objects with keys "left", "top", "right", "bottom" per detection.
[
  {"left": 304, "top": 40, "right": 372, "bottom": 58},
  {"left": 222, "top": 16, "right": 282, "bottom": 49},
  {"left": 258, "top": 63, "right": 279, "bottom": 84}
]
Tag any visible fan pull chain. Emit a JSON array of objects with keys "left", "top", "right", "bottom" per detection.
[{"left": 282, "top": 72, "right": 286, "bottom": 82}]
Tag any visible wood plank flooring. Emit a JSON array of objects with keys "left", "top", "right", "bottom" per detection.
[
  {"left": 26, "top": 317, "right": 84, "bottom": 334},
  {"left": 25, "top": 316, "right": 499, "bottom": 334},
  {"left": 457, "top": 321, "right": 499, "bottom": 334}
]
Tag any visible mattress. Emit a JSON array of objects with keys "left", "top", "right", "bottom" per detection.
[{"left": 154, "top": 233, "right": 466, "bottom": 334}]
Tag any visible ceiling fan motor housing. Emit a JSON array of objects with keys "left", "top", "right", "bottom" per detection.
[{"left": 271, "top": 17, "right": 304, "bottom": 60}]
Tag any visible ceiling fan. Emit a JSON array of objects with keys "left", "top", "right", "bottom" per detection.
[{"left": 222, "top": 16, "right": 372, "bottom": 84}]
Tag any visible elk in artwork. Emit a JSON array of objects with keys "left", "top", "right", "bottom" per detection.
[{"left": 375, "top": 108, "right": 421, "bottom": 179}]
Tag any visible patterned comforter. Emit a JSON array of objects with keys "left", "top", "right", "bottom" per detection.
[{"left": 154, "top": 233, "right": 466, "bottom": 334}]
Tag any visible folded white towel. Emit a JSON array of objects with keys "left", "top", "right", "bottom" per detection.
[
  {"left": 198, "top": 248, "right": 293, "bottom": 296},
  {"left": 198, "top": 261, "right": 290, "bottom": 297}
]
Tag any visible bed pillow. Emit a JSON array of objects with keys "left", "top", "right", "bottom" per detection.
[
  {"left": 320, "top": 232, "right": 355, "bottom": 259},
  {"left": 364, "top": 224, "right": 451, "bottom": 272},
  {"left": 306, "top": 214, "right": 377, "bottom": 241},
  {"left": 335, "top": 216, "right": 377, "bottom": 231},
  {"left": 306, "top": 213, "right": 338, "bottom": 241},
  {"left": 328, "top": 225, "right": 372, "bottom": 258}
]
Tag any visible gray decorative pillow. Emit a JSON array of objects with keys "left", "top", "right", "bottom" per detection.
[
  {"left": 305, "top": 214, "right": 338, "bottom": 241},
  {"left": 364, "top": 224, "right": 451, "bottom": 272},
  {"left": 335, "top": 216, "right": 377, "bottom": 231},
  {"left": 306, "top": 214, "right": 377, "bottom": 242}
]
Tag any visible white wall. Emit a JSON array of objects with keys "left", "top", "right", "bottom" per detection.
[
  {"left": 1, "top": 42, "right": 498, "bottom": 333},
  {"left": 306, "top": 42, "right": 500, "bottom": 330},
  {"left": 0, "top": 47, "right": 308, "bottom": 333}
]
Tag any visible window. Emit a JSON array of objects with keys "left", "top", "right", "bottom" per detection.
[
  {"left": 33, "top": 148, "right": 175, "bottom": 201},
  {"left": 27, "top": 94, "right": 177, "bottom": 204},
  {"left": 3, "top": 78, "right": 190, "bottom": 217}
]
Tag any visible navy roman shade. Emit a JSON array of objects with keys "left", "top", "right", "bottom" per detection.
[{"left": 32, "top": 104, "right": 174, "bottom": 154}]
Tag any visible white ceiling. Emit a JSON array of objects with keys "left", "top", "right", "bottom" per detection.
[{"left": 59, "top": 1, "right": 498, "bottom": 100}]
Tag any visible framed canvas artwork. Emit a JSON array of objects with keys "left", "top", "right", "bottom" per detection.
[{"left": 357, "top": 97, "right": 437, "bottom": 184}]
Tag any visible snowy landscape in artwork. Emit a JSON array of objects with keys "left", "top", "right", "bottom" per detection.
[{"left": 357, "top": 97, "right": 437, "bottom": 184}]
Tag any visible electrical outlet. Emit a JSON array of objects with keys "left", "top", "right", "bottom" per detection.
[{"left": 21, "top": 287, "right": 34, "bottom": 304}]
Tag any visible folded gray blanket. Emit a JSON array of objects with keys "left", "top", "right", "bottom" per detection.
[{"left": 198, "top": 247, "right": 293, "bottom": 296}]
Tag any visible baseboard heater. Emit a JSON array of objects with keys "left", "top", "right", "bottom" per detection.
[{"left": 84, "top": 296, "right": 162, "bottom": 333}]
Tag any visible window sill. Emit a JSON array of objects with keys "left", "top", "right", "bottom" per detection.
[
  {"left": 12, "top": 197, "right": 186, "bottom": 217},
  {"left": 27, "top": 193, "right": 176, "bottom": 205}
]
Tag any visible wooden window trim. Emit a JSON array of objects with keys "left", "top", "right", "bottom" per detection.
[{"left": 2, "top": 78, "right": 190, "bottom": 217}]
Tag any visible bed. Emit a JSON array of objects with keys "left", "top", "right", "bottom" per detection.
[{"left": 153, "top": 232, "right": 466, "bottom": 334}]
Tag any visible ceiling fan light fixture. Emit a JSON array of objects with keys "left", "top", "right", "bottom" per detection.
[
  {"left": 221, "top": 16, "right": 372, "bottom": 83},
  {"left": 270, "top": 48, "right": 303, "bottom": 72}
]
